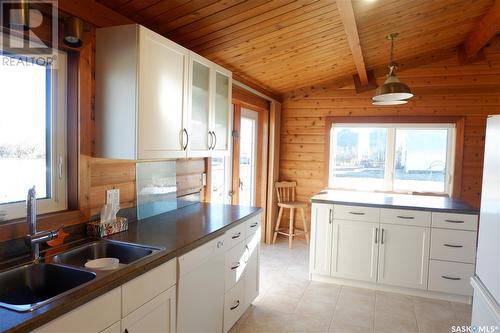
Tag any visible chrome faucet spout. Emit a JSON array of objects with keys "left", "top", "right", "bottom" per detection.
[{"left": 25, "top": 186, "right": 59, "bottom": 262}]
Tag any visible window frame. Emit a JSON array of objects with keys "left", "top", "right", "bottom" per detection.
[
  {"left": 325, "top": 116, "right": 466, "bottom": 198},
  {"left": 0, "top": 49, "right": 68, "bottom": 220}
]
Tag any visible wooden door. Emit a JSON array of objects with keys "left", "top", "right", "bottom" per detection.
[
  {"left": 310, "top": 203, "right": 334, "bottom": 276},
  {"left": 121, "top": 287, "right": 176, "bottom": 333},
  {"left": 331, "top": 220, "right": 379, "bottom": 282},
  {"left": 138, "top": 27, "right": 188, "bottom": 159},
  {"left": 377, "top": 224, "right": 430, "bottom": 289}
]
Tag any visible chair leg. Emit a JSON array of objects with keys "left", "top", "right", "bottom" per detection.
[
  {"left": 289, "top": 208, "right": 295, "bottom": 249},
  {"left": 300, "top": 207, "right": 309, "bottom": 244},
  {"left": 273, "top": 207, "right": 283, "bottom": 244}
]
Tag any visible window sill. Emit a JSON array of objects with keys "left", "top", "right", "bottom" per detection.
[
  {"left": 328, "top": 187, "right": 451, "bottom": 198},
  {"left": 0, "top": 210, "right": 89, "bottom": 242}
]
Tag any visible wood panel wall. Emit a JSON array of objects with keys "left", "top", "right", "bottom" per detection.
[{"left": 279, "top": 38, "right": 500, "bottom": 227}]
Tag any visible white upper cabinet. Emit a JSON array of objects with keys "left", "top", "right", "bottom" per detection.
[
  {"left": 187, "top": 53, "right": 212, "bottom": 157},
  {"left": 138, "top": 28, "right": 189, "bottom": 159},
  {"left": 212, "top": 65, "right": 232, "bottom": 155},
  {"left": 95, "top": 24, "right": 232, "bottom": 160}
]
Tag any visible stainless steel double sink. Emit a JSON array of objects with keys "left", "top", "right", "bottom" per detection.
[{"left": 0, "top": 240, "right": 162, "bottom": 312}]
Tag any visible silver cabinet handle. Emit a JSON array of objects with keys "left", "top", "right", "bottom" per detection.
[
  {"left": 230, "top": 300, "right": 240, "bottom": 310},
  {"left": 441, "top": 275, "right": 461, "bottom": 281},
  {"left": 329, "top": 209, "right": 333, "bottom": 224},
  {"left": 349, "top": 212, "right": 365, "bottom": 215},
  {"left": 182, "top": 128, "right": 189, "bottom": 150},
  {"left": 231, "top": 262, "right": 240, "bottom": 270},
  {"left": 213, "top": 132, "right": 217, "bottom": 149},
  {"left": 208, "top": 131, "right": 213, "bottom": 150},
  {"left": 381, "top": 228, "right": 385, "bottom": 244},
  {"left": 250, "top": 223, "right": 258, "bottom": 228},
  {"left": 231, "top": 232, "right": 241, "bottom": 239},
  {"left": 375, "top": 228, "right": 378, "bottom": 244},
  {"left": 397, "top": 215, "right": 415, "bottom": 219},
  {"left": 444, "top": 219, "right": 464, "bottom": 223},
  {"left": 444, "top": 243, "right": 463, "bottom": 248}
]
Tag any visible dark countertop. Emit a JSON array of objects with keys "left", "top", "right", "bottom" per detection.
[
  {"left": 1, "top": 203, "right": 261, "bottom": 333},
  {"left": 311, "top": 190, "right": 479, "bottom": 214}
]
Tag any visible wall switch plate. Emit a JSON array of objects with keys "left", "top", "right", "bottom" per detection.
[
  {"left": 202, "top": 173, "right": 207, "bottom": 186},
  {"left": 106, "top": 189, "right": 120, "bottom": 206}
]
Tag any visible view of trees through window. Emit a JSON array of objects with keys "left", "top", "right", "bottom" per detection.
[
  {"left": 0, "top": 55, "right": 49, "bottom": 205},
  {"left": 330, "top": 125, "right": 452, "bottom": 193}
]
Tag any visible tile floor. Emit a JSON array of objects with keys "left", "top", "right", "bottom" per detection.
[{"left": 230, "top": 237, "right": 472, "bottom": 333}]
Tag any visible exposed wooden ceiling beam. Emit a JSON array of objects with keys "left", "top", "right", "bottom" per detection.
[
  {"left": 57, "top": 0, "right": 133, "bottom": 27},
  {"left": 462, "top": 0, "right": 500, "bottom": 59},
  {"left": 336, "top": 0, "right": 369, "bottom": 86}
]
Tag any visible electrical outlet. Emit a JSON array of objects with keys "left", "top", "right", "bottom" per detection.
[{"left": 106, "top": 189, "right": 120, "bottom": 206}]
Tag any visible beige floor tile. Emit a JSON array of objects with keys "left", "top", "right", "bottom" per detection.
[
  {"left": 239, "top": 305, "right": 290, "bottom": 333},
  {"left": 255, "top": 290, "right": 302, "bottom": 314},
  {"left": 414, "top": 298, "right": 455, "bottom": 324},
  {"left": 294, "top": 296, "right": 336, "bottom": 321},
  {"left": 375, "top": 291, "right": 415, "bottom": 320},
  {"left": 284, "top": 313, "right": 332, "bottom": 332},
  {"left": 374, "top": 310, "right": 418, "bottom": 333},
  {"left": 332, "top": 305, "right": 375, "bottom": 329},
  {"left": 337, "top": 287, "right": 376, "bottom": 313},
  {"left": 329, "top": 321, "right": 374, "bottom": 333}
]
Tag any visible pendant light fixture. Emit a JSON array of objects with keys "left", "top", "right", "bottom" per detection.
[{"left": 372, "top": 33, "right": 413, "bottom": 105}]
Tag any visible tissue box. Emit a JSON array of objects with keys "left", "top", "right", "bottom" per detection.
[{"left": 87, "top": 217, "right": 128, "bottom": 237}]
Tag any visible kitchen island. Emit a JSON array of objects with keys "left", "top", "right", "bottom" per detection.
[{"left": 309, "top": 190, "right": 478, "bottom": 303}]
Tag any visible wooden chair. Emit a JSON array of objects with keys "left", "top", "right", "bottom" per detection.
[{"left": 273, "top": 181, "right": 310, "bottom": 248}]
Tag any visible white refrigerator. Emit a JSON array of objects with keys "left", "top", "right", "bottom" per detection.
[{"left": 471, "top": 115, "right": 500, "bottom": 328}]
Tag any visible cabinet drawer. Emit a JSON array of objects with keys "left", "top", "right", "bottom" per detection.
[
  {"left": 225, "top": 241, "right": 246, "bottom": 292},
  {"left": 225, "top": 222, "right": 246, "bottom": 250},
  {"left": 34, "top": 288, "right": 121, "bottom": 333},
  {"left": 380, "top": 208, "right": 431, "bottom": 227},
  {"left": 432, "top": 212, "right": 478, "bottom": 231},
  {"left": 224, "top": 278, "right": 246, "bottom": 333},
  {"left": 246, "top": 214, "right": 261, "bottom": 237},
  {"left": 333, "top": 204, "right": 379, "bottom": 222},
  {"left": 428, "top": 260, "right": 474, "bottom": 296},
  {"left": 122, "top": 259, "right": 176, "bottom": 317},
  {"left": 430, "top": 229, "right": 477, "bottom": 263}
]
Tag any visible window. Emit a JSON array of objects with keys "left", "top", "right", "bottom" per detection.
[
  {"left": 0, "top": 50, "right": 67, "bottom": 220},
  {"left": 329, "top": 123, "right": 455, "bottom": 194}
]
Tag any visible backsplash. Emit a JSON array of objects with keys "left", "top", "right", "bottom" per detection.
[{"left": 137, "top": 161, "right": 178, "bottom": 220}]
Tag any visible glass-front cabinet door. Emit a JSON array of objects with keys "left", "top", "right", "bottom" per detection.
[
  {"left": 212, "top": 66, "right": 232, "bottom": 154},
  {"left": 187, "top": 54, "right": 211, "bottom": 156}
]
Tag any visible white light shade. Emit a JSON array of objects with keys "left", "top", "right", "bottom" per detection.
[{"left": 372, "top": 100, "right": 408, "bottom": 106}]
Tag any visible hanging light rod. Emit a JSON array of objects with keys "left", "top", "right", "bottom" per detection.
[{"left": 372, "top": 33, "right": 413, "bottom": 105}]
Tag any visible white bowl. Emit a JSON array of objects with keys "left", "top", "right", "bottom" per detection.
[{"left": 84, "top": 257, "right": 120, "bottom": 270}]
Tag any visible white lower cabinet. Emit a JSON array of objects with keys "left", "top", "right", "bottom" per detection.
[
  {"left": 34, "top": 260, "right": 177, "bottom": 333},
  {"left": 331, "top": 220, "right": 378, "bottom": 282},
  {"left": 310, "top": 203, "right": 334, "bottom": 276},
  {"left": 122, "top": 286, "right": 176, "bottom": 333},
  {"left": 34, "top": 288, "right": 121, "bottom": 333},
  {"left": 377, "top": 224, "right": 430, "bottom": 290},
  {"left": 310, "top": 203, "right": 477, "bottom": 300}
]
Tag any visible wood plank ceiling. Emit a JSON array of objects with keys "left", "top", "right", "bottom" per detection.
[{"left": 96, "top": 0, "right": 494, "bottom": 96}]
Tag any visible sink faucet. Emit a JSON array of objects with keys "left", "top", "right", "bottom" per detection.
[{"left": 25, "top": 186, "right": 60, "bottom": 262}]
